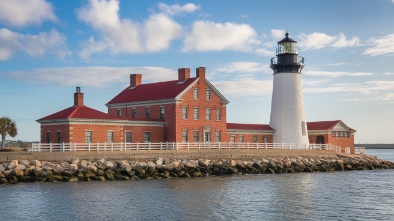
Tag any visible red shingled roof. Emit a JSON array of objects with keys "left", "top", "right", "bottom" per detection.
[
  {"left": 227, "top": 123, "right": 273, "bottom": 130},
  {"left": 306, "top": 120, "right": 341, "bottom": 130},
  {"left": 38, "top": 105, "right": 124, "bottom": 121},
  {"left": 107, "top": 78, "right": 197, "bottom": 105}
]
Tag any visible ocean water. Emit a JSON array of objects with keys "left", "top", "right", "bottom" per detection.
[{"left": 0, "top": 150, "right": 393, "bottom": 221}]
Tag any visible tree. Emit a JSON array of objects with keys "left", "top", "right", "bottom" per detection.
[{"left": 0, "top": 117, "right": 17, "bottom": 150}]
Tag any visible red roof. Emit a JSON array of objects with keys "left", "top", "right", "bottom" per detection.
[
  {"left": 38, "top": 105, "right": 124, "bottom": 121},
  {"left": 227, "top": 120, "right": 355, "bottom": 132},
  {"left": 306, "top": 120, "right": 341, "bottom": 130},
  {"left": 107, "top": 78, "right": 197, "bottom": 105},
  {"left": 227, "top": 123, "right": 273, "bottom": 130}
]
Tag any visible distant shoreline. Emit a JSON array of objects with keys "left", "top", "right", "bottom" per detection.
[{"left": 355, "top": 144, "right": 394, "bottom": 149}]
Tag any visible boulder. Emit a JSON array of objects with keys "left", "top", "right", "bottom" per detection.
[
  {"left": 61, "top": 170, "right": 74, "bottom": 178},
  {"left": 87, "top": 165, "right": 97, "bottom": 173},
  {"left": 20, "top": 160, "right": 30, "bottom": 167},
  {"left": 0, "top": 164, "right": 5, "bottom": 172},
  {"left": 104, "top": 161, "right": 114, "bottom": 169},
  {"left": 61, "top": 162, "right": 70, "bottom": 169},
  {"left": 71, "top": 159, "right": 80, "bottom": 165},
  {"left": 69, "top": 164, "right": 79, "bottom": 171},
  {"left": 69, "top": 177, "right": 79, "bottom": 182},
  {"left": 80, "top": 160, "right": 88, "bottom": 168},
  {"left": 147, "top": 162, "right": 156, "bottom": 168},
  {"left": 198, "top": 160, "right": 209, "bottom": 167},
  {"left": 121, "top": 160, "right": 130, "bottom": 167},
  {"left": 8, "top": 160, "right": 18, "bottom": 169},
  {"left": 14, "top": 165, "right": 27, "bottom": 171},
  {"left": 104, "top": 171, "right": 115, "bottom": 180}
]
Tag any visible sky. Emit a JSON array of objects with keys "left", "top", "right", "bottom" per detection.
[{"left": 1, "top": 0, "right": 394, "bottom": 144}]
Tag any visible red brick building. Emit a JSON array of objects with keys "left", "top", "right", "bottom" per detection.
[{"left": 37, "top": 67, "right": 356, "bottom": 152}]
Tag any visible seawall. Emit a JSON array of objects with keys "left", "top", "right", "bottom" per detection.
[{"left": 0, "top": 149, "right": 338, "bottom": 162}]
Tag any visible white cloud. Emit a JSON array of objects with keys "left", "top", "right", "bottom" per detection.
[
  {"left": 271, "top": 29, "right": 286, "bottom": 41},
  {"left": 3, "top": 66, "right": 176, "bottom": 87},
  {"left": 304, "top": 70, "right": 373, "bottom": 78},
  {"left": 0, "top": 28, "right": 69, "bottom": 61},
  {"left": 77, "top": 0, "right": 183, "bottom": 58},
  {"left": 255, "top": 48, "right": 274, "bottom": 57},
  {"left": 183, "top": 21, "right": 258, "bottom": 51},
  {"left": 383, "top": 72, "right": 394, "bottom": 75},
  {"left": 297, "top": 32, "right": 360, "bottom": 50},
  {"left": 212, "top": 80, "right": 272, "bottom": 97},
  {"left": 158, "top": 3, "right": 199, "bottom": 15},
  {"left": 214, "top": 62, "right": 271, "bottom": 74},
  {"left": 144, "top": 14, "right": 182, "bottom": 52},
  {"left": 0, "top": 0, "right": 57, "bottom": 27},
  {"left": 304, "top": 81, "right": 394, "bottom": 101},
  {"left": 363, "top": 34, "right": 394, "bottom": 56}
]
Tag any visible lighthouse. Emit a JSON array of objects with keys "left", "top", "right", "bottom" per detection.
[{"left": 269, "top": 33, "right": 309, "bottom": 147}]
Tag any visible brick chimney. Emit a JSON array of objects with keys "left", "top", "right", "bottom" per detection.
[
  {"left": 130, "top": 74, "right": 142, "bottom": 88},
  {"left": 178, "top": 68, "right": 190, "bottom": 82},
  {"left": 196, "top": 67, "right": 206, "bottom": 82},
  {"left": 74, "top": 86, "right": 83, "bottom": 106}
]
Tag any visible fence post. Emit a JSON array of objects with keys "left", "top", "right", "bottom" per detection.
[
  {"left": 176, "top": 142, "right": 178, "bottom": 150},
  {"left": 88, "top": 143, "right": 90, "bottom": 151},
  {"left": 198, "top": 142, "right": 200, "bottom": 150},
  {"left": 96, "top": 142, "right": 99, "bottom": 151},
  {"left": 62, "top": 142, "right": 65, "bottom": 152},
  {"left": 187, "top": 142, "right": 189, "bottom": 150},
  {"left": 50, "top": 143, "right": 52, "bottom": 152},
  {"left": 218, "top": 142, "right": 221, "bottom": 150},
  {"left": 160, "top": 142, "right": 163, "bottom": 150},
  {"left": 38, "top": 143, "right": 41, "bottom": 152},
  {"left": 149, "top": 142, "right": 151, "bottom": 150}
]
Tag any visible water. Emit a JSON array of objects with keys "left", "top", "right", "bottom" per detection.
[{"left": 1, "top": 150, "right": 394, "bottom": 221}]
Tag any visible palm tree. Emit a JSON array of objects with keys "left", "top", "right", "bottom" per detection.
[{"left": 0, "top": 117, "right": 17, "bottom": 150}]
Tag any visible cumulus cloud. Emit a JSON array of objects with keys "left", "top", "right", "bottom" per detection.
[
  {"left": 158, "top": 3, "right": 199, "bottom": 15},
  {"left": 304, "top": 70, "right": 373, "bottom": 78},
  {"left": 363, "top": 34, "right": 394, "bottom": 56},
  {"left": 77, "top": 0, "right": 183, "bottom": 59},
  {"left": 3, "top": 66, "right": 176, "bottom": 87},
  {"left": 214, "top": 62, "right": 271, "bottom": 74},
  {"left": 0, "top": 0, "right": 57, "bottom": 27},
  {"left": 297, "top": 32, "right": 360, "bottom": 50},
  {"left": 0, "top": 28, "right": 69, "bottom": 61},
  {"left": 212, "top": 80, "right": 272, "bottom": 97},
  {"left": 183, "top": 21, "right": 258, "bottom": 51}
]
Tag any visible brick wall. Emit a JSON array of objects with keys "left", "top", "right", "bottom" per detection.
[{"left": 309, "top": 133, "right": 355, "bottom": 154}]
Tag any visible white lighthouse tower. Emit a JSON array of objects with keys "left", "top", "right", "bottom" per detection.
[{"left": 269, "top": 33, "right": 309, "bottom": 147}]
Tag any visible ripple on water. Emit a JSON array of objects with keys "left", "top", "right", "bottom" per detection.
[{"left": 1, "top": 169, "right": 394, "bottom": 221}]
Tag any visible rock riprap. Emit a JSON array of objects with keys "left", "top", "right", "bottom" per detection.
[{"left": 0, "top": 155, "right": 393, "bottom": 184}]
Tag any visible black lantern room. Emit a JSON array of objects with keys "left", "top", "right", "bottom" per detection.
[{"left": 270, "top": 33, "right": 304, "bottom": 74}]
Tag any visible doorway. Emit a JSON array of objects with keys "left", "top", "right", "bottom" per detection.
[
  {"left": 204, "top": 131, "right": 211, "bottom": 142},
  {"left": 316, "top": 135, "right": 325, "bottom": 144}
]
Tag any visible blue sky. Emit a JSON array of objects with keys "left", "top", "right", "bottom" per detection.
[{"left": 1, "top": 0, "right": 394, "bottom": 143}]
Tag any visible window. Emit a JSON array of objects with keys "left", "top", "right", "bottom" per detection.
[
  {"left": 46, "top": 131, "right": 51, "bottom": 143},
  {"left": 193, "top": 131, "right": 199, "bottom": 142},
  {"left": 215, "top": 131, "right": 221, "bottom": 142},
  {"left": 194, "top": 88, "right": 198, "bottom": 100},
  {"left": 144, "top": 132, "right": 150, "bottom": 143},
  {"left": 117, "top": 109, "right": 122, "bottom": 117},
  {"left": 216, "top": 109, "right": 221, "bottom": 121},
  {"left": 301, "top": 121, "right": 306, "bottom": 136},
  {"left": 132, "top": 108, "right": 136, "bottom": 118},
  {"left": 253, "top": 135, "right": 258, "bottom": 143},
  {"left": 333, "top": 131, "right": 349, "bottom": 138},
  {"left": 193, "top": 108, "right": 199, "bottom": 120},
  {"left": 230, "top": 136, "right": 235, "bottom": 143},
  {"left": 107, "top": 131, "right": 114, "bottom": 143},
  {"left": 146, "top": 107, "right": 150, "bottom": 118},
  {"left": 160, "top": 106, "right": 165, "bottom": 119},
  {"left": 263, "top": 136, "right": 269, "bottom": 143},
  {"left": 206, "top": 108, "right": 211, "bottom": 120},
  {"left": 182, "top": 130, "right": 188, "bottom": 142},
  {"left": 182, "top": 107, "right": 188, "bottom": 119},
  {"left": 206, "top": 89, "right": 211, "bottom": 100},
  {"left": 125, "top": 131, "right": 132, "bottom": 143},
  {"left": 239, "top": 136, "right": 244, "bottom": 143},
  {"left": 57, "top": 131, "right": 61, "bottom": 143},
  {"left": 85, "top": 131, "right": 92, "bottom": 143}
]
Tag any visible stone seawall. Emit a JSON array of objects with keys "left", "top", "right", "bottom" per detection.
[
  {"left": 0, "top": 152, "right": 393, "bottom": 185},
  {"left": 0, "top": 149, "right": 337, "bottom": 162}
]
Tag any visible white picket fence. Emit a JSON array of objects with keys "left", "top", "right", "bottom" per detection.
[{"left": 31, "top": 142, "right": 343, "bottom": 153}]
